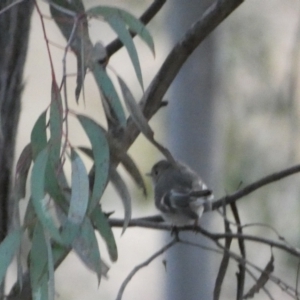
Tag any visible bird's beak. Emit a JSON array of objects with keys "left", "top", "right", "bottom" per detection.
[{"left": 145, "top": 172, "right": 152, "bottom": 177}]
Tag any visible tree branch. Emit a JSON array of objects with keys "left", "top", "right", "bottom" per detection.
[
  {"left": 213, "top": 205, "right": 232, "bottom": 300},
  {"left": 230, "top": 203, "right": 245, "bottom": 300},
  {"left": 122, "top": 0, "right": 245, "bottom": 150},
  {"left": 109, "top": 218, "right": 300, "bottom": 258},
  {"left": 212, "top": 163, "right": 300, "bottom": 211}
]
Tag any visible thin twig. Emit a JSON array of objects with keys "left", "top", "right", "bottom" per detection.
[
  {"left": 214, "top": 205, "right": 232, "bottom": 300},
  {"left": 214, "top": 241, "right": 298, "bottom": 299},
  {"left": 212, "top": 164, "right": 300, "bottom": 211},
  {"left": 60, "top": 15, "right": 79, "bottom": 160},
  {"left": 0, "top": 0, "right": 24, "bottom": 15},
  {"left": 244, "top": 268, "right": 275, "bottom": 300},
  {"left": 180, "top": 237, "right": 294, "bottom": 299},
  {"left": 34, "top": 0, "right": 56, "bottom": 80},
  {"left": 230, "top": 203, "right": 245, "bottom": 300},
  {"left": 43, "top": 0, "right": 76, "bottom": 17},
  {"left": 296, "top": 261, "right": 300, "bottom": 300},
  {"left": 115, "top": 238, "right": 177, "bottom": 300}
]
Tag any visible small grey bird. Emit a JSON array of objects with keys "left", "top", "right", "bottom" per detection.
[{"left": 149, "top": 160, "right": 213, "bottom": 226}]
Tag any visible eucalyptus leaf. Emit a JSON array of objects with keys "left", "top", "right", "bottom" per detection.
[
  {"left": 87, "top": 5, "right": 155, "bottom": 54},
  {"left": 31, "top": 111, "right": 47, "bottom": 160},
  {"left": 109, "top": 167, "right": 131, "bottom": 234},
  {"left": 30, "top": 222, "right": 48, "bottom": 300},
  {"left": 73, "top": 218, "right": 102, "bottom": 283},
  {"left": 0, "top": 229, "right": 23, "bottom": 286},
  {"left": 91, "top": 206, "right": 118, "bottom": 262},
  {"left": 14, "top": 143, "right": 32, "bottom": 201},
  {"left": 24, "top": 198, "right": 36, "bottom": 240},
  {"left": 81, "top": 139, "right": 146, "bottom": 194},
  {"left": 106, "top": 136, "right": 147, "bottom": 194},
  {"left": 31, "top": 148, "right": 62, "bottom": 243},
  {"left": 91, "top": 64, "right": 126, "bottom": 127},
  {"left": 105, "top": 13, "right": 143, "bottom": 89},
  {"left": 45, "top": 232, "right": 55, "bottom": 300},
  {"left": 50, "top": 0, "right": 92, "bottom": 101},
  {"left": 45, "top": 163, "right": 69, "bottom": 214},
  {"left": 68, "top": 149, "right": 89, "bottom": 224},
  {"left": 49, "top": 80, "right": 63, "bottom": 165},
  {"left": 77, "top": 115, "right": 110, "bottom": 212},
  {"left": 118, "top": 75, "right": 153, "bottom": 139}
]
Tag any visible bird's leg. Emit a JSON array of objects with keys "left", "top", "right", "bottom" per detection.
[
  {"left": 171, "top": 226, "right": 179, "bottom": 239},
  {"left": 192, "top": 218, "right": 200, "bottom": 233}
]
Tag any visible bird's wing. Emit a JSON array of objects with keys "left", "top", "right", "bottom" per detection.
[{"left": 158, "top": 189, "right": 211, "bottom": 218}]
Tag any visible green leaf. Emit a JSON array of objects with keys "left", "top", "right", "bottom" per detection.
[
  {"left": 91, "top": 64, "right": 126, "bottom": 127},
  {"left": 50, "top": 0, "right": 93, "bottom": 102},
  {"left": 106, "top": 13, "right": 143, "bottom": 89},
  {"left": 49, "top": 80, "right": 63, "bottom": 165},
  {"left": 31, "top": 148, "right": 62, "bottom": 243},
  {"left": 24, "top": 198, "right": 37, "bottom": 240},
  {"left": 45, "top": 232, "right": 55, "bottom": 300},
  {"left": 118, "top": 75, "right": 153, "bottom": 139},
  {"left": 45, "top": 163, "right": 69, "bottom": 214},
  {"left": 61, "top": 149, "right": 89, "bottom": 245},
  {"left": 52, "top": 242, "right": 68, "bottom": 266},
  {"left": 68, "top": 149, "right": 89, "bottom": 223},
  {"left": 109, "top": 167, "right": 131, "bottom": 235},
  {"left": 87, "top": 5, "right": 155, "bottom": 90},
  {"left": 0, "top": 229, "right": 23, "bottom": 286},
  {"left": 31, "top": 111, "right": 47, "bottom": 160},
  {"left": 30, "top": 222, "right": 48, "bottom": 300},
  {"left": 105, "top": 136, "right": 147, "bottom": 194},
  {"left": 87, "top": 5, "right": 155, "bottom": 67},
  {"left": 14, "top": 143, "right": 32, "bottom": 201},
  {"left": 77, "top": 115, "right": 110, "bottom": 213},
  {"left": 72, "top": 218, "right": 102, "bottom": 283},
  {"left": 116, "top": 9, "right": 155, "bottom": 55},
  {"left": 91, "top": 207, "right": 118, "bottom": 261}
]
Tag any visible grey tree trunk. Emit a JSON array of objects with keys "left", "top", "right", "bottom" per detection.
[
  {"left": 165, "top": 1, "right": 216, "bottom": 299},
  {"left": 0, "top": 0, "right": 34, "bottom": 297}
]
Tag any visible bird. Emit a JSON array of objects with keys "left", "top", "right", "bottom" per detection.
[{"left": 148, "top": 159, "right": 213, "bottom": 226}]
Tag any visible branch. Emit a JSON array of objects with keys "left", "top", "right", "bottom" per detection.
[
  {"left": 214, "top": 241, "right": 297, "bottom": 299},
  {"left": 230, "top": 203, "right": 245, "bottom": 300},
  {"left": 122, "top": 0, "right": 245, "bottom": 150},
  {"left": 175, "top": 235, "right": 292, "bottom": 299},
  {"left": 115, "top": 238, "right": 177, "bottom": 300},
  {"left": 213, "top": 205, "right": 232, "bottom": 300},
  {"left": 212, "top": 163, "right": 300, "bottom": 211},
  {"left": 106, "top": 0, "right": 166, "bottom": 57},
  {"left": 109, "top": 218, "right": 300, "bottom": 258}
]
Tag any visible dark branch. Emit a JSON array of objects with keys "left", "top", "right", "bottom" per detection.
[
  {"left": 212, "top": 163, "right": 300, "bottom": 211},
  {"left": 230, "top": 203, "right": 245, "bottom": 300},
  {"left": 214, "top": 241, "right": 297, "bottom": 299},
  {"left": 213, "top": 206, "right": 232, "bottom": 300},
  {"left": 122, "top": 0, "right": 245, "bottom": 150},
  {"left": 109, "top": 218, "right": 300, "bottom": 258},
  {"left": 106, "top": 0, "right": 166, "bottom": 56}
]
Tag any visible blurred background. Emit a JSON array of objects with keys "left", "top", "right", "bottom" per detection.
[{"left": 8, "top": 0, "right": 300, "bottom": 299}]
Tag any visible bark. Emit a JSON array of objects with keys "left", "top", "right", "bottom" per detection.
[{"left": 0, "top": 0, "right": 34, "bottom": 297}]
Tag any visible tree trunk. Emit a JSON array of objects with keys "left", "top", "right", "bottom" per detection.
[
  {"left": 165, "top": 0, "right": 217, "bottom": 299},
  {"left": 0, "top": 0, "right": 34, "bottom": 297}
]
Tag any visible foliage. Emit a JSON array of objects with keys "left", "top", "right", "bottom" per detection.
[
  {"left": 1, "top": 0, "right": 158, "bottom": 298},
  {"left": 2, "top": 0, "right": 300, "bottom": 300}
]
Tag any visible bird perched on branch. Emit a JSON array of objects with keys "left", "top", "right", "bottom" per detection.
[{"left": 148, "top": 159, "right": 213, "bottom": 226}]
